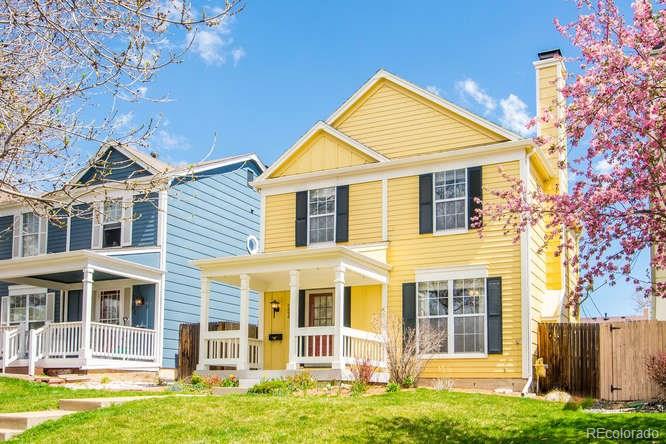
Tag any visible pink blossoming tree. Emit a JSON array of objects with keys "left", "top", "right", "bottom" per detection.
[{"left": 482, "top": 0, "right": 666, "bottom": 303}]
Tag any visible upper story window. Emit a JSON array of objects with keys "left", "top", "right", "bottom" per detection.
[
  {"left": 308, "top": 187, "right": 335, "bottom": 244},
  {"left": 102, "top": 199, "right": 122, "bottom": 248},
  {"left": 21, "top": 213, "right": 41, "bottom": 257},
  {"left": 246, "top": 169, "right": 255, "bottom": 187},
  {"left": 417, "top": 278, "right": 486, "bottom": 355},
  {"left": 434, "top": 168, "right": 467, "bottom": 232}
]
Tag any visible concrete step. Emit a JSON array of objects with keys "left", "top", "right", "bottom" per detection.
[
  {"left": 0, "top": 410, "right": 75, "bottom": 431},
  {"left": 59, "top": 396, "right": 159, "bottom": 412},
  {"left": 238, "top": 378, "right": 260, "bottom": 389},
  {"left": 0, "top": 428, "right": 21, "bottom": 441},
  {"left": 211, "top": 387, "right": 248, "bottom": 395}
]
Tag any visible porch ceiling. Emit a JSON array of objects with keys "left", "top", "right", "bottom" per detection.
[
  {"left": 194, "top": 246, "right": 390, "bottom": 292},
  {"left": 0, "top": 250, "right": 163, "bottom": 289}
]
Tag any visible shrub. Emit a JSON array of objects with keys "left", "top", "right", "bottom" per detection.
[
  {"left": 220, "top": 375, "right": 239, "bottom": 388},
  {"left": 386, "top": 382, "right": 400, "bottom": 393},
  {"left": 247, "top": 379, "right": 295, "bottom": 396},
  {"left": 580, "top": 398, "right": 596, "bottom": 409},
  {"left": 402, "top": 375, "right": 416, "bottom": 388},
  {"left": 563, "top": 401, "right": 581, "bottom": 411},
  {"left": 100, "top": 376, "right": 111, "bottom": 385},
  {"left": 204, "top": 375, "right": 222, "bottom": 387},
  {"left": 646, "top": 352, "right": 666, "bottom": 393},
  {"left": 290, "top": 372, "right": 316, "bottom": 394},
  {"left": 350, "top": 381, "right": 367, "bottom": 396},
  {"left": 350, "top": 358, "right": 377, "bottom": 386},
  {"left": 190, "top": 373, "right": 204, "bottom": 386}
]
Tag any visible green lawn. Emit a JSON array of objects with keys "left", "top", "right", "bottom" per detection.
[
  {"left": 5, "top": 381, "right": 665, "bottom": 443},
  {"left": 0, "top": 377, "right": 163, "bottom": 413}
]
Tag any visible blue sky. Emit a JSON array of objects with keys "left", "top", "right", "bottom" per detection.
[{"left": 110, "top": 0, "right": 643, "bottom": 316}]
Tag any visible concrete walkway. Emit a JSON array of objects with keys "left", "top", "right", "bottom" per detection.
[{"left": 0, "top": 396, "right": 161, "bottom": 441}]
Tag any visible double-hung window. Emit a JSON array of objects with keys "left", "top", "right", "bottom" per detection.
[
  {"left": 21, "top": 213, "right": 41, "bottom": 257},
  {"left": 434, "top": 168, "right": 467, "bottom": 232},
  {"left": 102, "top": 199, "right": 123, "bottom": 248},
  {"left": 308, "top": 187, "right": 336, "bottom": 244},
  {"left": 98, "top": 289, "right": 122, "bottom": 324},
  {"left": 417, "top": 278, "right": 486, "bottom": 355},
  {"left": 6, "top": 293, "right": 47, "bottom": 327}
]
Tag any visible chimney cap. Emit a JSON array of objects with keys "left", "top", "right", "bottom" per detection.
[{"left": 538, "top": 49, "right": 562, "bottom": 60}]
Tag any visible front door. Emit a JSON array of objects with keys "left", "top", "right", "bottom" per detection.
[{"left": 308, "top": 292, "right": 334, "bottom": 357}]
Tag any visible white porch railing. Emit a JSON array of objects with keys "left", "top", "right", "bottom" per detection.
[
  {"left": 28, "top": 326, "right": 48, "bottom": 376},
  {"left": 1, "top": 327, "right": 20, "bottom": 372},
  {"left": 294, "top": 326, "right": 386, "bottom": 368},
  {"left": 90, "top": 322, "right": 156, "bottom": 361},
  {"left": 46, "top": 322, "right": 82, "bottom": 358},
  {"left": 202, "top": 330, "right": 262, "bottom": 369}
]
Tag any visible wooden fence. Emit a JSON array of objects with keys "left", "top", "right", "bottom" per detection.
[
  {"left": 537, "top": 321, "right": 666, "bottom": 401},
  {"left": 177, "top": 322, "right": 258, "bottom": 380}
]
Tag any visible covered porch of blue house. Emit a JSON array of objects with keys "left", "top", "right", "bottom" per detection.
[{"left": 0, "top": 251, "right": 163, "bottom": 375}]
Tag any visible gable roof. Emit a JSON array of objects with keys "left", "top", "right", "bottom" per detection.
[
  {"left": 260, "top": 121, "right": 388, "bottom": 180},
  {"left": 326, "top": 69, "right": 522, "bottom": 141},
  {"left": 69, "top": 142, "right": 171, "bottom": 184}
]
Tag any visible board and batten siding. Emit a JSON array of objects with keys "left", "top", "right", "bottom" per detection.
[
  {"left": 163, "top": 162, "right": 261, "bottom": 368},
  {"left": 331, "top": 79, "right": 506, "bottom": 159},
  {"left": 387, "top": 161, "right": 523, "bottom": 379}
]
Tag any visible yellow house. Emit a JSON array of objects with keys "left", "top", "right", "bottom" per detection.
[{"left": 194, "top": 50, "right": 571, "bottom": 390}]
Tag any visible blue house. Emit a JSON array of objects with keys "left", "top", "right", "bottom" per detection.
[{"left": 0, "top": 143, "right": 263, "bottom": 375}]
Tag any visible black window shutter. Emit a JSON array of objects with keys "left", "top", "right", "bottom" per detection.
[
  {"left": 335, "top": 185, "right": 349, "bottom": 243},
  {"left": 298, "top": 290, "right": 306, "bottom": 328},
  {"left": 344, "top": 286, "right": 351, "bottom": 327},
  {"left": 467, "top": 166, "right": 482, "bottom": 228},
  {"left": 295, "top": 191, "right": 308, "bottom": 246},
  {"left": 402, "top": 283, "right": 416, "bottom": 345},
  {"left": 419, "top": 174, "right": 433, "bottom": 234},
  {"left": 487, "top": 277, "right": 503, "bottom": 354}
]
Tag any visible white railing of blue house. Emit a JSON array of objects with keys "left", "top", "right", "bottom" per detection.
[
  {"left": 90, "top": 322, "right": 156, "bottom": 361},
  {"left": 28, "top": 325, "right": 48, "bottom": 376},
  {"left": 46, "top": 322, "right": 82, "bottom": 358},
  {"left": 1, "top": 327, "right": 20, "bottom": 372},
  {"left": 202, "top": 330, "right": 262, "bottom": 369}
]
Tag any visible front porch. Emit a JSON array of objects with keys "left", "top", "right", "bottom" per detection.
[
  {"left": 0, "top": 251, "right": 163, "bottom": 374},
  {"left": 194, "top": 247, "right": 390, "bottom": 377}
]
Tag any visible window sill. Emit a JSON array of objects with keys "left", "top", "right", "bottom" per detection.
[
  {"left": 421, "top": 352, "right": 487, "bottom": 359},
  {"left": 307, "top": 241, "right": 336, "bottom": 249},
  {"left": 432, "top": 228, "right": 469, "bottom": 237}
]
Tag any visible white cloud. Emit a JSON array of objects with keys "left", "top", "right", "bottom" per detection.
[
  {"left": 136, "top": 86, "right": 148, "bottom": 98},
  {"left": 455, "top": 78, "right": 496, "bottom": 113},
  {"left": 499, "top": 94, "right": 531, "bottom": 136},
  {"left": 113, "top": 111, "right": 134, "bottom": 129},
  {"left": 231, "top": 47, "right": 246, "bottom": 67},
  {"left": 426, "top": 85, "right": 441, "bottom": 96},
  {"left": 594, "top": 158, "right": 613, "bottom": 173},
  {"left": 155, "top": 129, "right": 190, "bottom": 151}
]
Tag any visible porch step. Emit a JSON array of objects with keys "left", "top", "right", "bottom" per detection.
[
  {"left": 0, "top": 428, "right": 20, "bottom": 441},
  {"left": 238, "top": 378, "right": 260, "bottom": 389},
  {"left": 58, "top": 396, "right": 160, "bottom": 412},
  {"left": 0, "top": 410, "right": 75, "bottom": 431}
]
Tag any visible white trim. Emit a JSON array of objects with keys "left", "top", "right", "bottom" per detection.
[
  {"left": 259, "top": 192, "right": 266, "bottom": 253},
  {"left": 520, "top": 151, "right": 532, "bottom": 379},
  {"left": 307, "top": 187, "right": 336, "bottom": 246},
  {"left": 256, "top": 141, "right": 533, "bottom": 196},
  {"left": 432, "top": 168, "right": 468, "bottom": 234},
  {"left": 325, "top": 69, "right": 521, "bottom": 141},
  {"left": 415, "top": 265, "right": 488, "bottom": 283},
  {"left": 171, "top": 153, "right": 266, "bottom": 178},
  {"left": 422, "top": 353, "right": 488, "bottom": 359},
  {"left": 381, "top": 179, "right": 388, "bottom": 241},
  {"left": 65, "top": 216, "right": 71, "bottom": 252},
  {"left": 259, "top": 122, "right": 388, "bottom": 181},
  {"left": 8, "top": 285, "right": 47, "bottom": 297},
  {"left": 97, "top": 246, "right": 161, "bottom": 256}
]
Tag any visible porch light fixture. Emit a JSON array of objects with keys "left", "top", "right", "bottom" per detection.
[
  {"left": 270, "top": 299, "right": 280, "bottom": 317},
  {"left": 134, "top": 295, "right": 145, "bottom": 307}
]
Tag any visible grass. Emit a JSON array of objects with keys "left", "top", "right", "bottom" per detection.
[
  {"left": 5, "top": 383, "right": 665, "bottom": 443},
  {"left": 0, "top": 376, "right": 164, "bottom": 413}
]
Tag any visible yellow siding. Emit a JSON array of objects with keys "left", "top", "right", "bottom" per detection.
[
  {"left": 350, "top": 285, "right": 382, "bottom": 332},
  {"left": 386, "top": 161, "right": 523, "bottom": 379},
  {"left": 264, "top": 193, "right": 295, "bottom": 252},
  {"left": 528, "top": 165, "right": 546, "bottom": 352},
  {"left": 331, "top": 79, "right": 506, "bottom": 159},
  {"left": 270, "top": 130, "right": 377, "bottom": 178},
  {"left": 537, "top": 63, "right": 565, "bottom": 170},
  {"left": 262, "top": 290, "right": 290, "bottom": 370},
  {"left": 264, "top": 181, "right": 383, "bottom": 252},
  {"left": 347, "top": 181, "right": 383, "bottom": 245}
]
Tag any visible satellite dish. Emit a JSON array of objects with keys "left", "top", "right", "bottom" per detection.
[{"left": 246, "top": 235, "right": 259, "bottom": 255}]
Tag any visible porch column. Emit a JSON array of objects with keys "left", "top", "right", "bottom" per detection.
[
  {"left": 286, "top": 270, "right": 299, "bottom": 370},
  {"left": 332, "top": 265, "right": 345, "bottom": 369},
  {"left": 196, "top": 276, "right": 210, "bottom": 371},
  {"left": 237, "top": 274, "right": 250, "bottom": 371},
  {"left": 80, "top": 266, "right": 94, "bottom": 362}
]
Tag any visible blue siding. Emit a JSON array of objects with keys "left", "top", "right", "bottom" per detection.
[
  {"left": 132, "top": 193, "right": 158, "bottom": 247},
  {"left": 162, "top": 162, "right": 261, "bottom": 368},
  {"left": 67, "top": 290, "right": 82, "bottom": 321},
  {"left": 78, "top": 147, "right": 151, "bottom": 184},
  {"left": 132, "top": 284, "right": 155, "bottom": 329},
  {"left": 107, "top": 252, "right": 160, "bottom": 268},
  {"left": 69, "top": 205, "right": 92, "bottom": 251},
  {"left": 47, "top": 215, "right": 67, "bottom": 254},
  {"left": 0, "top": 216, "right": 12, "bottom": 259}
]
